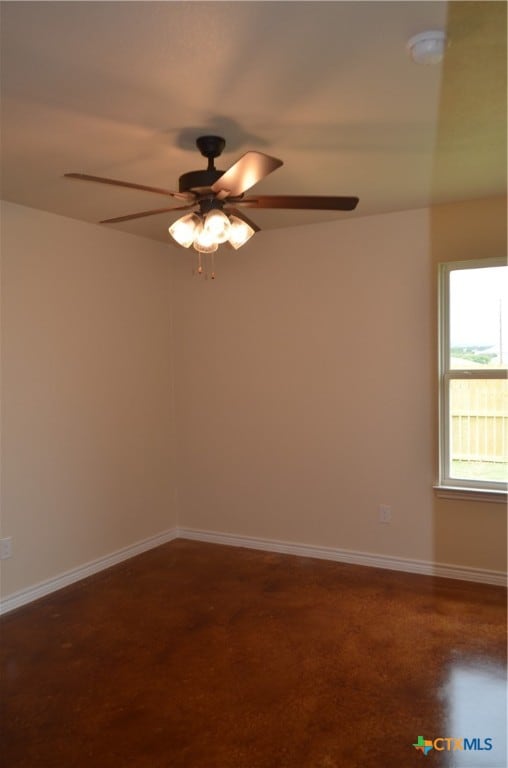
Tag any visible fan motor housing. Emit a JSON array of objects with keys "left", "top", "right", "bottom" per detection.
[{"left": 178, "top": 169, "right": 224, "bottom": 194}]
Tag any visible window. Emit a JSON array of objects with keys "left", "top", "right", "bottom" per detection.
[{"left": 438, "top": 259, "right": 508, "bottom": 494}]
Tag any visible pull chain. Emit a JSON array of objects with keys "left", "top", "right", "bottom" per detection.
[
  {"left": 193, "top": 252, "right": 203, "bottom": 276},
  {"left": 192, "top": 250, "right": 216, "bottom": 279}
]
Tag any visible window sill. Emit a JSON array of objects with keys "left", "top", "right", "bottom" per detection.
[{"left": 433, "top": 485, "right": 507, "bottom": 504}]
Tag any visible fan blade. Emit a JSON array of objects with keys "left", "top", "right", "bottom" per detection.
[
  {"left": 65, "top": 173, "right": 195, "bottom": 202},
  {"left": 211, "top": 152, "right": 283, "bottom": 198},
  {"left": 100, "top": 203, "right": 194, "bottom": 224},
  {"left": 225, "top": 207, "right": 261, "bottom": 232},
  {"left": 237, "top": 195, "right": 359, "bottom": 211}
]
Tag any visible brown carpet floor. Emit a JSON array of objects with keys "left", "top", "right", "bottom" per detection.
[{"left": 1, "top": 539, "right": 506, "bottom": 768}]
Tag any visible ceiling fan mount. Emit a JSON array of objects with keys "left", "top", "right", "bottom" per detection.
[{"left": 195, "top": 135, "right": 226, "bottom": 163}]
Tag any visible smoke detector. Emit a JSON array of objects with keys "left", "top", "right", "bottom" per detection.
[{"left": 407, "top": 30, "right": 447, "bottom": 65}]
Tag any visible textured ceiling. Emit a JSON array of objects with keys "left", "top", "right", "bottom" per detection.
[{"left": 0, "top": 1, "right": 505, "bottom": 244}]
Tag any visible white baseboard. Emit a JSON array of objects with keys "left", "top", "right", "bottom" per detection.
[
  {"left": 1, "top": 524, "right": 505, "bottom": 615},
  {"left": 177, "top": 527, "right": 508, "bottom": 588},
  {"left": 0, "top": 527, "right": 178, "bottom": 615}
]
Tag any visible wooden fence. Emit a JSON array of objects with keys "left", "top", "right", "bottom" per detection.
[{"left": 451, "top": 379, "right": 508, "bottom": 463}]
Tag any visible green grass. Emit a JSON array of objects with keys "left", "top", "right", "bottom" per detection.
[{"left": 451, "top": 460, "right": 508, "bottom": 482}]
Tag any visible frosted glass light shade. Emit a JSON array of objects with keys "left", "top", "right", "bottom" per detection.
[
  {"left": 204, "top": 209, "right": 231, "bottom": 243},
  {"left": 193, "top": 222, "right": 218, "bottom": 253},
  {"left": 168, "top": 213, "right": 200, "bottom": 248},
  {"left": 228, "top": 215, "right": 255, "bottom": 249}
]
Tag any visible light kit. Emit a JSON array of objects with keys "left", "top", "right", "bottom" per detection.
[
  {"left": 169, "top": 208, "right": 255, "bottom": 252},
  {"left": 168, "top": 203, "right": 256, "bottom": 278}
]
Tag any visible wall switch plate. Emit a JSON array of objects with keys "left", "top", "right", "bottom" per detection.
[
  {"left": 0, "top": 537, "right": 13, "bottom": 559},
  {"left": 379, "top": 505, "right": 391, "bottom": 524}
]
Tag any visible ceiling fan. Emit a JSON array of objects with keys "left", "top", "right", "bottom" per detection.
[{"left": 65, "top": 135, "right": 358, "bottom": 272}]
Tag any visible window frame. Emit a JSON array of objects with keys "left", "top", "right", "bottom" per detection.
[{"left": 438, "top": 258, "right": 508, "bottom": 496}]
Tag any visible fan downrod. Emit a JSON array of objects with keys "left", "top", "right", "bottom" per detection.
[{"left": 179, "top": 135, "right": 227, "bottom": 193}]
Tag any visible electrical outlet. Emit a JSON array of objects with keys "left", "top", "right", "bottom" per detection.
[
  {"left": 379, "top": 505, "right": 391, "bottom": 524},
  {"left": 0, "top": 537, "right": 13, "bottom": 559}
]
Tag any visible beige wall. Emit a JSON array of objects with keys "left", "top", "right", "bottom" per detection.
[
  {"left": 173, "top": 201, "right": 506, "bottom": 573},
  {"left": 1, "top": 202, "right": 177, "bottom": 598},
  {"left": 173, "top": 208, "right": 435, "bottom": 563},
  {"left": 2, "top": 196, "right": 505, "bottom": 603}
]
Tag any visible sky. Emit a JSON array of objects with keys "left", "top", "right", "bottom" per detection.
[{"left": 450, "top": 266, "right": 508, "bottom": 359}]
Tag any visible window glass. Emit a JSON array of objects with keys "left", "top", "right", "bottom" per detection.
[
  {"left": 440, "top": 260, "right": 508, "bottom": 492},
  {"left": 449, "top": 266, "right": 508, "bottom": 370}
]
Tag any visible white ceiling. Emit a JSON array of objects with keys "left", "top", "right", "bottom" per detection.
[{"left": 0, "top": 1, "right": 505, "bottom": 244}]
